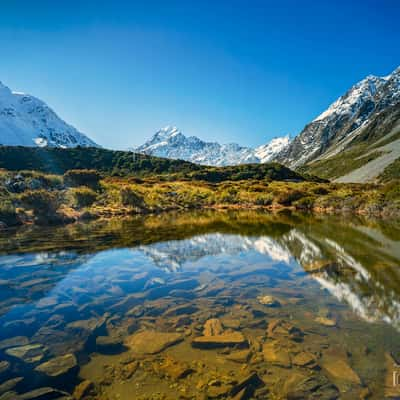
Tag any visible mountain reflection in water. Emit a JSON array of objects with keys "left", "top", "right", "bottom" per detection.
[{"left": 0, "top": 210, "right": 399, "bottom": 399}]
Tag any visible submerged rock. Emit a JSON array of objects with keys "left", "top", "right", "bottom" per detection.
[
  {"left": 322, "top": 355, "right": 361, "bottom": 386},
  {"left": 35, "top": 353, "right": 77, "bottom": 377},
  {"left": 0, "top": 361, "right": 10, "bottom": 375},
  {"left": 0, "top": 392, "right": 21, "bottom": 400},
  {"left": 155, "top": 357, "right": 194, "bottom": 380},
  {"left": 283, "top": 371, "right": 339, "bottom": 400},
  {"left": 225, "top": 349, "right": 251, "bottom": 363},
  {"left": 124, "top": 330, "right": 183, "bottom": 354},
  {"left": 257, "top": 295, "right": 281, "bottom": 307},
  {"left": 192, "top": 332, "right": 247, "bottom": 349},
  {"left": 95, "top": 336, "right": 123, "bottom": 353},
  {"left": 0, "top": 336, "right": 29, "bottom": 350},
  {"left": 292, "top": 351, "right": 318, "bottom": 368},
  {"left": 230, "top": 373, "right": 264, "bottom": 398},
  {"left": 5, "top": 344, "right": 47, "bottom": 363},
  {"left": 19, "top": 387, "right": 71, "bottom": 399},
  {"left": 73, "top": 380, "right": 95, "bottom": 400},
  {"left": 263, "top": 341, "right": 291, "bottom": 367},
  {"left": 267, "top": 319, "right": 303, "bottom": 342},
  {"left": 315, "top": 317, "right": 337, "bottom": 327},
  {"left": 0, "top": 378, "right": 23, "bottom": 395},
  {"left": 67, "top": 315, "right": 107, "bottom": 332},
  {"left": 203, "top": 318, "right": 224, "bottom": 336}
]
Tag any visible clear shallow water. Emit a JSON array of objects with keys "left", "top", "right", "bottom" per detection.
[{"left": 0, "top": 211, "right": 400, "bottom": 399}]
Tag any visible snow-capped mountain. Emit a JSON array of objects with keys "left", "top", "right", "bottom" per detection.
[
  {"left": 274, "top": 66, "right": 400, "bottom": 168},
  {"left": 254, "top": 135, "right": 291, "bottom": 163},
  {"left": 0, "top": 80, "right": 98, "bottom": 148},
  {"left": 136, "top": 126, "right": 290, "bottom": 166}
]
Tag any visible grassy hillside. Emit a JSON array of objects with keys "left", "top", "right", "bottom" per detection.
[
  {"left": 0, "top": 145, "right": 315, "bottom": 183},
  {"left": 378, "top": 157, "right": 400, "bottom": 181},
  {"left": 299, "top": 104, "right": 400, "bottom": 182}
]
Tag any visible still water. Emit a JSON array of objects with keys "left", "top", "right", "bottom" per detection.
[{"left": 0, "top": 211, "right": 400, "bottom": 400}]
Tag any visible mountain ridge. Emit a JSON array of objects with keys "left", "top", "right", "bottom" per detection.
[
  {"left": 274, "top": 66, "right": 400, "bottom": 181},
  {"left": 0, "top": 80, "right": 98, "bottom": 148},
  {"left": 135, "top": 125, "right": 290, "bottom": 166}
]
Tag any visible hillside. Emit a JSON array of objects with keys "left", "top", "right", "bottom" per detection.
[
  {"left": 0, "top": 145, "right": 311, "bottom": 183},
  {"left": 298, "top": 103, "right": 400, "bottom": 182},
  {"left": 275, "top": 66, "right": 400, "bottom": 182}
]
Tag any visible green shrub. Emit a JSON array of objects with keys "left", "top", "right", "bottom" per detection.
[
  {"left": 64, "top": 169, "right": 101, "bottom": 189},
  {"left": 275, "top": 190, "right": 304, "bottom": 206},
  {"left": 254, "top": 194, "right": 273, "bottom": 206},
  {"left": 120, "top": 187, "right": 145, "bottom": 208},
  {"left": 312, "top": 186, "right": 329, "bottom": 195},
  {"left": 19, "top": 190, "right": 60, "bottom": 216},
  {"left": 382, "top": 180, "right": 400, "bottom": 201},
  {"left": 293, "top": 196, "right": 316, "bottom": 209},
  {"left": 0, "top": 201, "right": 19, "bottom": 226},
  {"left": 71, "top": 187, "right": 98, "bottom": 208}
]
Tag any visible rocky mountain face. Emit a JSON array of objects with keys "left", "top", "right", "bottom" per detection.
[
  {"left": 136, "top": 126, "right": 290, "bottom": 167},
  {"left": 274, "top": 66, "right": 400, "bottom": 180},
  {"left": 0, "top": 81, "right": 98, "bottom": 148}
]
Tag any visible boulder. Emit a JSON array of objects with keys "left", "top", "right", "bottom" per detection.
[
  {"left": 263, "top": 341, "right": 291, "bottom": 368},
  {"left": 203, "top": 318, "right": 224, "bottom": 336},
  {"left": 6, "top": 344, "right": 47, "bottom": 363},
  {"left": 315, "top": 317, "right": 337, "bottom": 327},
  {"left": 257, "top": 295, "right": 281, "bottom": 307},
  {"left": 155, "top": 357, "right": 194, "bottom": 380},
  {"left": 192, "top": 332, "right": 247, "bottom": 349},
  {"left": 19, "top": 387, "right": 71, "bottom": 399},
  {"left": 35, "top": 353, "right": 77, "bottom": 377},
  {"left": 283, "top": 371, "right": 339, "bottom": 400},
  {"left": 0, "top": 378, "right": 23, "bottom": 395},
  {"left": 225, "top": 349, "right": 251, "bottom": 363},
  {"left": 322, "top": 355, "right": 361, "bottom": 387},
  {"left": 292, "top": 351, "right": 318, "bottom": 368},
  {"left": 0, "top": 361, "right": 10, "bottom": 375},
  {"left": 73, "top": 380, "right": 94, "bottom": 400},
  {"left": 267, "top": 319, "right": 303, "bottom": 342},
  {"left": 95, "top": 336, "right": 123, "bottom": 353},
  {"left": 124, "top": 330, "right": 183, "bottom": 354},
  {"left": 0, "top": 336, "right": 29, "bottom": 350},
  {"left": 230, "top": 373, "right": 264, "bottom": 397}
]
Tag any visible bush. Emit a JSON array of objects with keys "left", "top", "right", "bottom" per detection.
[
  {"left": 275, "top": 190, "right": 304, "bottom": 206},
  {"left": 64, "top": 169, "right": 101, "bottom": 189},
  {"left": 120, "top": 187, "right": 145, "bottom": 208},
  {"left": 71, "top": 187, "right": 98, "bottom": 208},
  {"left": 293, "top": 196, "right": 316, "bottom": 209},
  {"left": 254, "top": 194, "right": 273, "bottom": 206},
  {"left": 0, "top": 201, "right": 19, "bottom": 226},
  {"left": 312, "top": 186, "right": 329, "bottom": 195},
  {"left": 382, "top": 180, "right": 400, "bottom": 201},
  {"left": 19, "top": 190, "right": 60, "bottom": 216}
]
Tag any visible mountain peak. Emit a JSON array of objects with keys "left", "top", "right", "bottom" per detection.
[
  {"left": 275, "top": 65, "right": 400, "bottom": 169},
  {"left": 136, "top": 127, "right": 290, "bottom": 166},
  {"left": 0, "top": 80, "right": 98, "bottom": 148}
]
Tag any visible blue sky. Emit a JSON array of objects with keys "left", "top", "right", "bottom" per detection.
[{"left": 0, "top": 0, "right": 399, "bottom": 149}]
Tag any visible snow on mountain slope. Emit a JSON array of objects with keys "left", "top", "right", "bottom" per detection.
[
  {"left": 274, "top": 66, "right": 400, "bottom": 169},
  {"left": 255, "top": 135, "right": 291, "bottom": 163},
  {"left": 0, "top": 81, "right": 98, "bottom": 148},
  {"left": 136, "top": 126, "right": 290, "bottom": 166}
]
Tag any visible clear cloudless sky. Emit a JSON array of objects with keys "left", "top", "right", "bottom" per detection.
[{"left": 0, "top": 0, "right": 399, "bottom": 149}]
